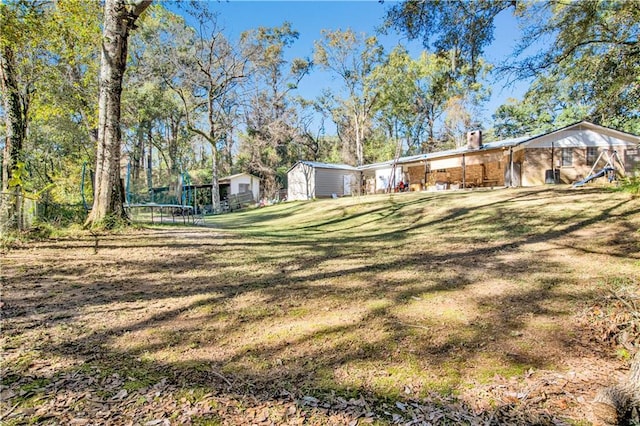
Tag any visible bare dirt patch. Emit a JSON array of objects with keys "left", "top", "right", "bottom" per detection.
[{"left": 1, "top": 188, "right": 638, "bottom": 424}]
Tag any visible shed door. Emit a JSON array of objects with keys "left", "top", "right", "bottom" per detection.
[{"left": 343, "top": 175, "right": 352, "bottom": 196}]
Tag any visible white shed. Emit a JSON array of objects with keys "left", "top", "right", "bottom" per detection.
[
  {"left": 287, "top": 161, "right": 359, "bottom": 201},
  {"left": 219, "top": 173, "right": 261, "bottom": 201}
]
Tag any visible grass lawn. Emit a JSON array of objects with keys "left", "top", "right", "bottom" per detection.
[{"left": 1, "top": 187, "right": 638, "bottom": 424}]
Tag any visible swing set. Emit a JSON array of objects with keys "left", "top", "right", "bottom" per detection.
[{"left": 572, "top": 150, "right": 624, "bottom": 188}]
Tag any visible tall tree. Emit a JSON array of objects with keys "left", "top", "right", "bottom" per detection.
[
  {"left": 501, "top": 0, "right": 640, "bottom": 134},
  {"left": 372, "top": 46, "right": 466, "bottom": 154},
  {"left": 314, "top": 29, "right": 384, "bottom": 166},
  {"left": 36, "top": 0, "right": 101, "bottom": 208},
  {"left": 385, "top": 0, "right": 639, "bottom": 134},
  {"left": 239, "top": 22, "right": 311, "bottom": 198},
  {"left": 384, "top": 0, "right": 514, "bottom": 84},
  {"left": 159, "top": 6, "right": 245, "bottom": 213},
  {"left": 0, "top": 0, "right": 47, "bottom": 232},
  {"left": 493, "top": 74, "right": 591, "bottom": 138},
  {"left": 86, "top": 0, "right": 151, "bottom": 228},
  {"left": 122, "top": 5, "right": 197, "bottom": 202}
]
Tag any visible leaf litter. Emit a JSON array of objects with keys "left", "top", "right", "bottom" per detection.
[{"left": 2, "top": 188, "right": 639, "bottom": 424}]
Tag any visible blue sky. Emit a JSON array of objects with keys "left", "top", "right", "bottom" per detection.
[{"left": 183, "top": 1, "right": 530, "bottom": 130}]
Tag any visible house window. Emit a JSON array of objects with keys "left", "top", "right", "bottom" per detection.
[
  {"left": 561, "top": 148, "right": 573, "bottom": 167},
  {"left": 586, "top": 147, "right": 598, "bottom": 166},
  {"left": 239, "top": 183, "right": 250, "bottom": 193}
]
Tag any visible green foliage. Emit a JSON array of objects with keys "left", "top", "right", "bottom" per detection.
[
  {"left": 239, "top": 22, "right": 312, "bottom": 196},
  {"left": 617, "top": 174, "right": 640, "bottom": 195},
  {"left": 364, "top": 128, "right": 396, "bottom": 163},
  {"left": 91, "top": 213, "right": 131, "bottom": 231},
  {"left": 384, "top": 0, "right": 513, "bottom": 84},
  {"left": 313, "top": 29, "right": 385, "bottom": 165},
  {"left": 494, "top": 0, "right": 640, "bottom": 136}
]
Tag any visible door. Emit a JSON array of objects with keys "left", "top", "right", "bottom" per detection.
[
  {"left": 343, "top": 174, "right": 352, "bottom": 196},
  {"left": 504, "top": 162, "right": 522, "bottom": 187}
]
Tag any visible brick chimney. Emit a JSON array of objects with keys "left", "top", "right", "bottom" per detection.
[{"left": 467, "top": 130, "right": 482, "bottom": 150}]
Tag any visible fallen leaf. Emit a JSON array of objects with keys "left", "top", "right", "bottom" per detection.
[{"left": 112, "top": 389, "right": 128, "bottom": 400}]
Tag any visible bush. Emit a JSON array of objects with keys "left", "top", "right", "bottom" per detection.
[
  {"left": 618, "top": 174, "right": 640, "bottom": 195},
  {"left": 36, "top": 202, "right": 87, "bottom": 226}
]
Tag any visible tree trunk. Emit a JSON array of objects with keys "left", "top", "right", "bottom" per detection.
[
  {"left": 146, "top": 127, "right": 154, "bottom": 202},
  {"left": 210, "top": 141, "right": 220, "bottom": 213},
  {"left": 168, "top": 116, "right": 179, "bottom": 175},
  {"left": 85, "top": 0, "right": 150, "bottom": 228},
  {"left": 592, "top": 351, "right": 640, "bottom": 425},
  {"left": 354, "top": 112, "right": 363, "bottom": 167},
  {"left": 0, "top": 44, "right": 26, "bottom": 233}
]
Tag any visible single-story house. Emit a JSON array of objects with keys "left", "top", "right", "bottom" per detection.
[
  {"left": 361, "top": 121, "right": 640, "bottom": 192},
  {"left": 287, "top": 121, "right": 640, "bottom": 198},
  {"left": 287, "top": 161, "right": 359, "bottom": 200}
]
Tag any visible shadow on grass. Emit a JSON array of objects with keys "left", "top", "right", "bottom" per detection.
[{"left": 2, "top": 187, "right": 639, "bottom": 423}]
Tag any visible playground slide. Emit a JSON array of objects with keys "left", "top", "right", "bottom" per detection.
[{"left": 572, "top": 167, "right": 613, "bottom": 188}]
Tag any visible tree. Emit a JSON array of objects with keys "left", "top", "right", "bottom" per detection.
[
  {"left": 385, "top": 0, "right": 639, "bottom": 135},
  {"left": 500, "top": 0, "right": 640, "bottom": 134},
  {"left": 372, "top": 46, "right": 466, "bottom": 154},
  {"left": 239, "top": 22, "right": 311, "bottom": 198},
  {"left": 158, "top": 6, "right": 245, "bottom": 213},
  {"left": 123, "top": 7, "right": 196, "bottom": 201},
  {"left": 314, "top": 29, "right": 384, "bottom": 167},
  {"left": 492, "top": 74, "right": 590, "bottom": 138},
  {"left": 0, "top": 0, "right": 49, "bottom": 232},
  {"left": 384, "top": 0, "right": 514, "bottom": 84},
  {"left": 86, "top": 0, "right": 151, "bottom": 228},
  {"left": 35, "top": 0, "right": 102, "bottom": 211}
]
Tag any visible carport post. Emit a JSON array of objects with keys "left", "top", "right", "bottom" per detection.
[
  {"left": 509, "top": 147, "right": 514, "bottom": 187},
  {"left": 462, "top": 154, "right": 466, "bottom": 189}
]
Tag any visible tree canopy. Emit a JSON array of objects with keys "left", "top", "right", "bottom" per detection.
[{"left": 1, "top": 0, "right": 638, "bottom": 231}]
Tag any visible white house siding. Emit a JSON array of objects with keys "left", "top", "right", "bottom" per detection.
[
  {"left": 287, "top": 163, "right": 316, "bottom": 201},
  {"left": 229, "top": 174, "right": 260, "bottom": 201},
  {"left": 522, "top": 128, "right": 635, "bottom": 150},
  {"left": 374, "top": 167, "right": 404, "bottom": 193}
]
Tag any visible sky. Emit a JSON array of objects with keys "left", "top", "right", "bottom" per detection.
[{"left": 176, "top": 0, "right": 531, "bottom": 131}]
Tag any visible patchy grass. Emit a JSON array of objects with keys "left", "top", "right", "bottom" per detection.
[{"left": 1, "top": 187, "right": 639, "bottom": 424}]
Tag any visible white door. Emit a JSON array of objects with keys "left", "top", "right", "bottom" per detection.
[{"left": 343, "top": 175, "right": 352, "bottom": 196}]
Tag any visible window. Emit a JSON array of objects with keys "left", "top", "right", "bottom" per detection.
[
  {"left": 586, "top": 147, "right": 598, "bottom": 166},
  {"left": 239, "top": 183, "right": 250, "bottom": 193},
  {"left": 561, "top": 148, "right": 573, "bottom": 167}
]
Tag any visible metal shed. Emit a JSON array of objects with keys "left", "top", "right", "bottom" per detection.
[{"left": 287, "top": 161, "right": 359, "bottom": 201}]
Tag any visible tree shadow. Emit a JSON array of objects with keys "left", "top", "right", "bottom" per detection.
[{"left": 2, "top": 187, "right": 638, "bottom": 423}]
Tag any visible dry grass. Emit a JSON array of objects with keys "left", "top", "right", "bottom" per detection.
[{"left": 1, "top": 187, "right": 639, "bottom": 424}]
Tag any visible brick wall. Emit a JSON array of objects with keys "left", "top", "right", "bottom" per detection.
[
  {"left": 407, "top": 165, "right": 425, "bottom": 187},
  {"left": 523, "top": 148, "right": 585, "bottom": 185},
  {"left": 485, "top": 161, "right": 504, "bottom": 184},
  {"left": 426, "top": 163, "right": 504, "bottom": 187}
]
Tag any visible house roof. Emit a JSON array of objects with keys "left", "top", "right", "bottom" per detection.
[
  {"left": 360, "top": 121, "right": 639, "bottom": 170},
  {"left": 529, "top": 120, "right": 640, "bottom": 143},
  {"left": 288, "top": 121, "right": 640, "bottom": 174}
]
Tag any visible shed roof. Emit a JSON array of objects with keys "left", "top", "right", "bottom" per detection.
[
  {"left": 219, "top": 172, "right": 260, "bottom": 184},
  {"left": 288, "top": 161, "right": 358, "bottom": 173}
]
